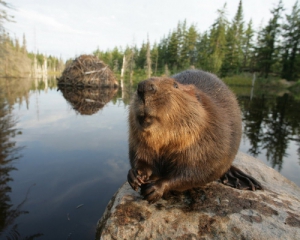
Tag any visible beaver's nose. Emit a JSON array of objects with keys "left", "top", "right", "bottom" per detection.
[{"left": 137, "top": 80, "right": 157, "bottom": 95}]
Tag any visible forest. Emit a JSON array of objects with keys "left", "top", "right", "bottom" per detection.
[
  {"left": 0, "top": 32, "right": 65, "bottom": 77},
  {"left": 1, "top": 0, "right": 300, "bottom": 82},
  {"left": 93, "top": 0, "right": 300, "bottom": 82}
]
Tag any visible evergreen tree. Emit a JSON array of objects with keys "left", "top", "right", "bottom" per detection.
[
  {"left": 221, "top": 0, "right": 244, "bottom": 76},
  {"left": 255, "top": 0, "right": 284, "bottom": 78},
  {"left": 185, "top": 24, "right": 199, "bottom": 67},
  {"left": 167, "top": 31, "right": 179, "bottom": 71},
  {"left": 242, "top": 19, "right": 255, "bottom": 71},
  {"left": 208, "top": 3, "right": 228, "bottom": 73},
  {"left": 136, "top": 42, "right": 147, "bottom": 69},
  {"left": 151, "top": 42, "right": 159, "bottom": 75},
  {"left": 157, "top": 36, "right": 168, "bottom": 73},
  {"left": 177, "top": 20, "right": 189, "bottom": 69},
  {"left": 197, "top": 31, "right": 210, "bottom": 70},
  {"left": 111, "top": 47, "right": 123, "bottom": 71},
  {"left": 281, "top": 0, "right": 300, "bottom": 80}
]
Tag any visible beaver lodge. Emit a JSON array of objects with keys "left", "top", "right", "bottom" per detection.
[{"left": 57, "top": 55, "right": 118, "bottom": 88}]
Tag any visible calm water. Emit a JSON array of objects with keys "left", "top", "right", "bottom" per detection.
[{"left": 0, "top": 77, "right": 299, "bottom": 239}]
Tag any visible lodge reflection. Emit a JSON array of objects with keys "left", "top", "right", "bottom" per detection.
[
  {"left": 0, "top": 91, "right": 43, "bottom": 239},
  {"left": 59, "top": 87, "right": 118, "bottom": 115},
  {"left": 239, "top": 93, "right": 300, "bottom": 171}
]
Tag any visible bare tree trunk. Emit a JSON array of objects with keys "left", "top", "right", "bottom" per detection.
[
  {"left": 154, "top": 54, "right": 158, "bottom": 76},
  {"left": 121, "top": 55, "right": 126, "bottom": 99},
  {"left": 146, "top": 37, "right": 152, "bottom": 78},
  {"left": 121, "top": 55, "right": 126, "bottom": 78},
  {"left": 129, "top": 50, "right": 134, "bottom": 85},
  {"left": 164, "top": 64, "right": 170, "bottom": 76}
]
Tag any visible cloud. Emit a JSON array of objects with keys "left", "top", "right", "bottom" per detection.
[{"left": 18, "top": 8, "right": 95, "bottom": 36}]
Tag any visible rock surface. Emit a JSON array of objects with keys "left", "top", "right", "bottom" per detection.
[{"left": 97, "top": 152, "right": 300, "bottom": 240}]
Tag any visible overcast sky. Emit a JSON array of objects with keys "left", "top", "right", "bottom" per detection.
[{"left": 5, "top": 0, "right": 297, "bottom": 60}]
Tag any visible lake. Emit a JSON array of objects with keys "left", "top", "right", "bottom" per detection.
[{"left": 1, "top": 77, "right": 299, "bottom": 239}]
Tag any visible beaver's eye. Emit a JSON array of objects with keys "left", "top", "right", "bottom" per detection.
[{"left": 173, "top": 82, "right": 178, "bottom": 88}]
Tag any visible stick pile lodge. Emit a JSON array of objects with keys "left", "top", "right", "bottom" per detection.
[{"left": 57, "top": 55, "right": 118, "bottom": 88}]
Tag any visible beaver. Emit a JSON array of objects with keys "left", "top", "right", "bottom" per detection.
[{"left": 127, "top": 69, "right": 262, "bottom": 203}]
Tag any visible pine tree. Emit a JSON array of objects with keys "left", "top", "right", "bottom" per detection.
[
  {"left": 151, "top": 42, "right": 159, "bottom": 75},
  {"left": 167, "top": 31, "right": 179, "bottom": 71},
  {"left": 111, "top": 47, "right": 123, "bottom": 72},
  {"left": 186, "top": 24, "right": 199, "bottom": 67},
  {"left": 157, "top": 35, "right": 168, "bottom": 73},
  {"left": 221, "top": 0, "right": 244, "bottom": 76},
  {"left": 208, "top": 3, "right": 228, "bottom": 73},
  {"left": 281, "top": 0, "right": 300, "bottom": 80},
  {"left": 242, "top": 19, "right": 255, "bottom": 71},
  {"left": 177, "top": 20, "right": 189, "bottom": 69},
  {"left": 136, "top": 42, "right": 147, "bottom": 69},
  {"left": 197, "top": 31, "right": 210, "bottom": 70},
  {"left": 255, "top": 0, "right": 284, "bottom": 78}
]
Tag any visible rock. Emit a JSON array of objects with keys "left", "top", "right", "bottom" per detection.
[{"left": 97, "top": 152, "right": 300, "bottom": 240}]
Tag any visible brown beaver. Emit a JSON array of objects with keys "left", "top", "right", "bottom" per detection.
[{"left": 128, "top": 70, "right": 262, "bottom": 203}]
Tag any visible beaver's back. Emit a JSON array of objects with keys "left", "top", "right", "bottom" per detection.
[
  {"left": 172, "top": 70, "right": 242, "bottom": 159},
  {"left": 172, "top": 70, "right": 234, "bottom": 110}
]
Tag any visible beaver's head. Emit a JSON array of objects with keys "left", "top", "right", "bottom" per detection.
[
  {"left": 129, "top": 77, "right": 209, "bottom": 151},
  {"left": 131, "top": 77, "right": 202, "bottom": 131}
]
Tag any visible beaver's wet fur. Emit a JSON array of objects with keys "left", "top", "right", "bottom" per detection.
[{"left": 128, "top": 70, "right": 262, "bottom": 203}]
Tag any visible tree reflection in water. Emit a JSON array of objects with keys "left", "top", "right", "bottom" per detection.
[
  {"left": 0, "top": 91, "right": 43, "bottom": 239},
  {"left": 240, "top": 93, "right": 300, "bottom": 171}
]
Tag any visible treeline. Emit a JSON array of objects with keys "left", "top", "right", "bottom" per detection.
[
  {"left": 0, "top": 1, "right": 64, "bottom": 77},
  {"left": 93, "top": 0, "right": 300, "bottom": 81},
  {"left": 0, "top": 31, "right": 31, "bottom": 76},
  {"left": 28, "top": 51, "right": 65, "bottom": 74},
  {"left": 0, "top": 31, "right": 65, "bottom": 77}
]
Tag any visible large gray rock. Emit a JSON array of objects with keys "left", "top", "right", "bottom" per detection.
[{"left": 97, "top": 152, "right": 300, "bottom": 240}]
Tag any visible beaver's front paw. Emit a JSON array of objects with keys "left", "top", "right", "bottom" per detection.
[
  {"left": 127, "top": 169, "right": 142, "bottom": 191},
  {"left": 127, "top": 168, "right": 151, "bottom": 191},
  {"left": 141, "top": 181, "right": 166, "bottom": 204}
]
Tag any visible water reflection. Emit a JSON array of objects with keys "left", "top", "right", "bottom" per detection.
[
  {"left": 239, "top": 93, "right": 300, "bottom": 171},
  {"left": 0, "top": 90, "right": 43, "bottom": 239},
  {"left": 0, "top": 76, "right": 300, "bottom": 239},
  {"left": 59, "top": 87, "right": 118, "bottom": 115},
  {"left": 0, "top": 76, "right": 58, "bottom": 109}
]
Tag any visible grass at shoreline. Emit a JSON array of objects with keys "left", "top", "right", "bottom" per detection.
[{"left": 222, "top": 74, "right": 254, "bottom": 86}]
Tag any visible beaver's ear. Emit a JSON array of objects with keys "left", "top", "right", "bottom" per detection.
[
  {"left": 182, "top": 85, "right": 201, "bottom": 101},
  {"left": 182, "top": 85, "right": 196, "bottom": 96}
]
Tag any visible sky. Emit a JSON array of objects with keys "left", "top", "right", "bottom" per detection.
[{"left": 4, "top": 0, "right": 297, "bottom": 60}]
